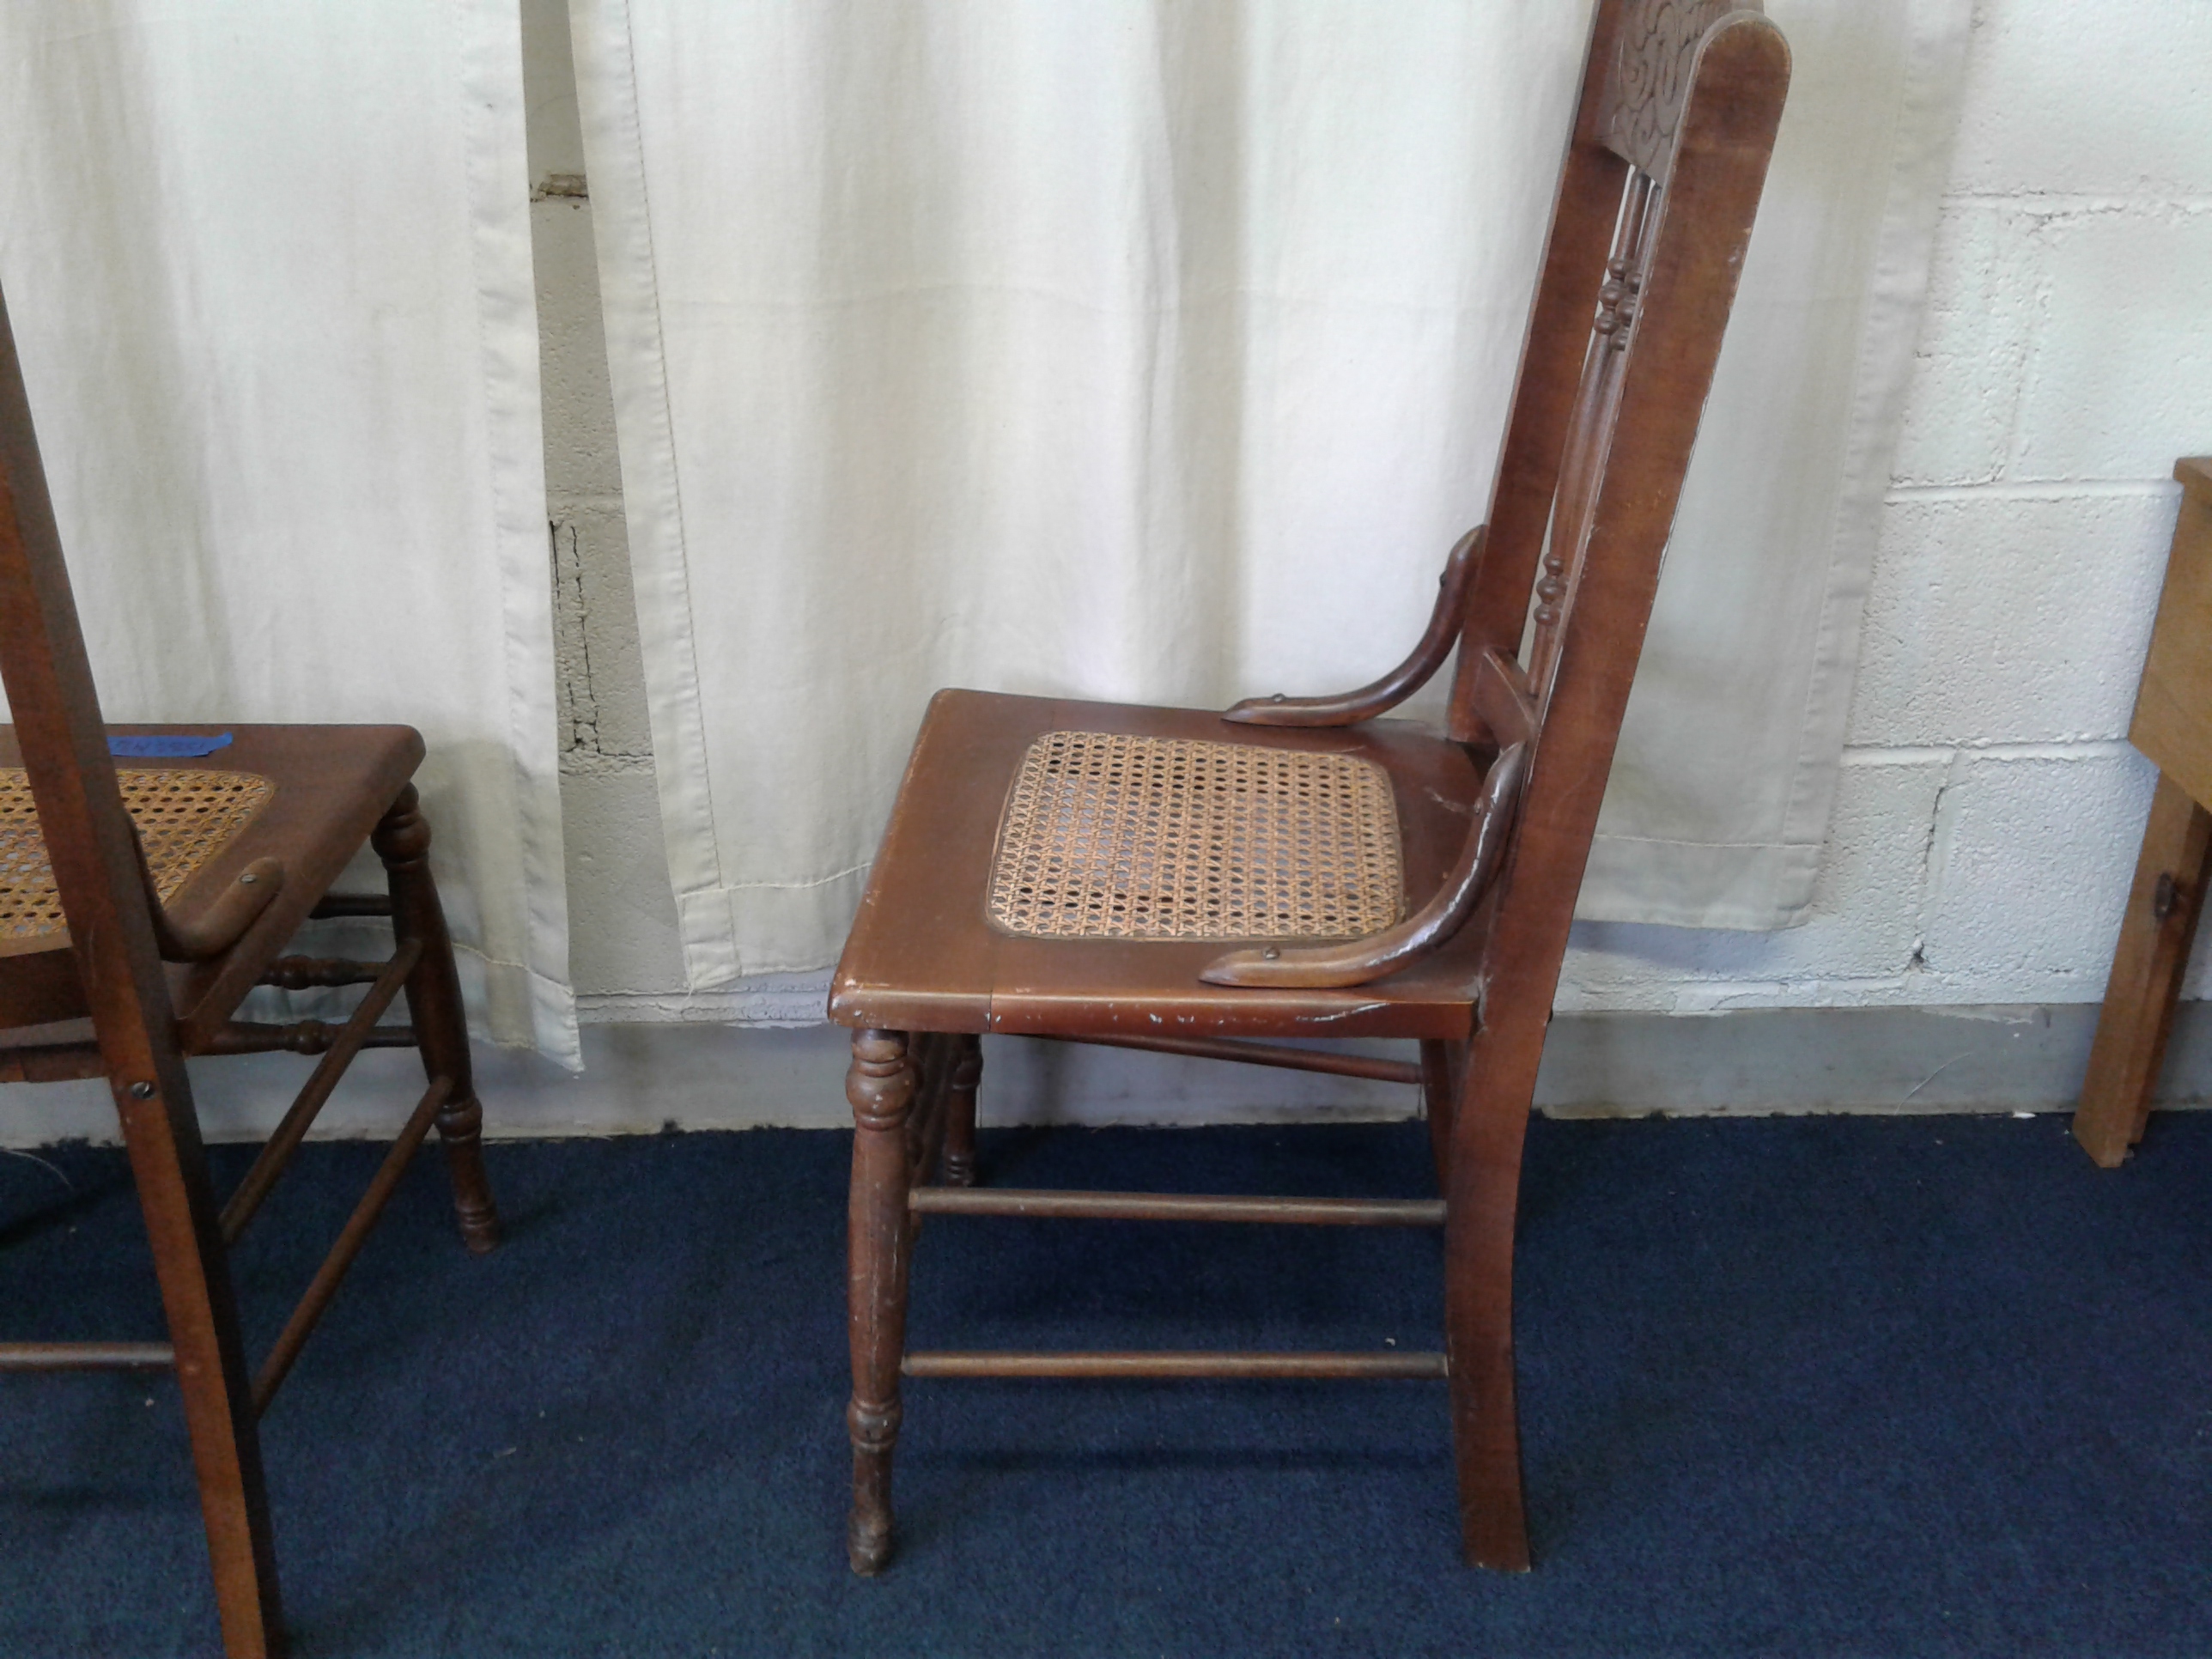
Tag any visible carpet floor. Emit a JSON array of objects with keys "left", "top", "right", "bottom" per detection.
[{"left": 3, "top": 1109, "right": 2210, "bottom": 1656}]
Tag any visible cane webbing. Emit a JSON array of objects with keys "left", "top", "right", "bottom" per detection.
[
  {"left": 987, "top": 731, "right": 1404, "bottom": 941},
  {"left": 0, "top": 769, "right": 276, "bottom": 941}
]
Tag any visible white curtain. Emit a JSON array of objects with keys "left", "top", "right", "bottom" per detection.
[
  {"left": 1582, "top": 0, "right": 1972, "bottom": 926},
  {"left": 573, "top": 0, "right": 1972, "bottom": 989},
  {"left": 0, "top": 1, "right": 577, "bottom": 1062}
]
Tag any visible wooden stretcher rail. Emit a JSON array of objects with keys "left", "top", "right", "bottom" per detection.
[
  {"left": 910, "top": 1187, "right": 1445, "bottom": 1226},
  {"left": 1054, "top": 1030, "right": 1424, "bottom": 1086},
  {"left": 307, "top": 893, "right": 393, "bottom": 920},
  {"left": 904, "top": 1350, "right": 1449, "bottom": 1380},
  {"left": 250, "top": 1073, "right": 450, "bottom": 1417},
  {"left": 218, "top": 937, "right": 424, "bottom": 1243},
  {"left": 0, "top": 1340, "right": 174, "bottom": 1370},
  {"left": 201, "top": 1021, "right": 418, "bottom": 1058}
]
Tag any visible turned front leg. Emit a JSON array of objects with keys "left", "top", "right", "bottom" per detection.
[
  {"left": 374, "top": 783, "right": 499, "bottom": 1253},
  {"left": 847, "top": 1028, "right": 917, "bottom": 1573}
]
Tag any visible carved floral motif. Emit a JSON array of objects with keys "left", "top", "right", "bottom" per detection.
[{"left": 1601, "top": 0, "right": 1737, "bottom": 177}]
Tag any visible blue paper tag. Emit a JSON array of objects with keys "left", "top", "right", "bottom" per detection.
[{"left": 108, "top": 732, "right": 234, "bottom": 759}]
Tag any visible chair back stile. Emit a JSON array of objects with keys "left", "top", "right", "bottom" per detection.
[
  {"left": 0, "top": 288, "right": 186, "bottom": 1063},
  {"left": 0, "top": 276, "right": 289, "bottom": 1649},
  {"left": 1446, "top": 3, "right": 1638, "bottom": 727},
  {"left": 1449, "top": 0, "right": 1788, "bottom": 957},
  {"left": 1206, "top": 0, "right": 1786, "bottom": 993}
]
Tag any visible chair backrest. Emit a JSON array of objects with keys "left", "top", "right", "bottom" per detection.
[
  {"left": 1201, "top": 0, "right": 1785, "bottom": 994},
  {"left": 0, "top": 282, "right": 186, "bottom": 1052},
  {"left": 1449, "top": 0, "right": 1786, "bottom": 738},
  {"left": 1448, "top": 0, "right": 1787, "bottom": 977}
]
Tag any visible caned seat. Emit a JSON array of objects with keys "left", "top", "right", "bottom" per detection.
[
  {"left": 0, "top": 764, "right": 273, "bottom": 945},
  {"left": 833, "top": 690, "right": 1492, "bottom": 1040},
  {"left": 987, "top": 727, "right": 1407, "bottom": 942},
  {"left": 0, "top": 725, "right": 425, "bottom": 1051},
  {"left": 829, "top": 0, "right": 1793, "bottom": 1579}
]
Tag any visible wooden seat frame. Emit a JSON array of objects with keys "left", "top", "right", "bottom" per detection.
[
  {"left": 830, "top": 0, "right": 1790, "bottom": 1574},
  {"left": 0, "top": 283, "right": 499, "bottom": 1657}
]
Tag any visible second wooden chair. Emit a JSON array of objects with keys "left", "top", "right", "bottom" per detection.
[
  {"left": 829, "top": 0, "right": 1791, "bottom": 1573},
  {"left": 0, "top": 279, "right": 500, "bottom": 1657}
]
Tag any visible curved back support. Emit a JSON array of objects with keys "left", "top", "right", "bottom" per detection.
[
  {"left": 1205, "top": 0, "right": 1787, "bottom": 992},
  {"left": 0, "top": 288, "right": 184, "bottom": 1051},
  {"left": 1459, "top": 0, "right": 1789, "bottom": 988},
  {"left": 1447, "top": 0, "right": 1787, "bottom": 738}
]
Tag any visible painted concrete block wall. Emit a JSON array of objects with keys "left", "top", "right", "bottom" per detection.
[
  {"left": 18, "top": 0, "right": 2212, "bottom": 1151},
  {"left": 519, "top": 2, "right": 2212, "bottom": 1066},
  {"left": 1560, "top": 0, "right": 2212, "bottom": 1016}
]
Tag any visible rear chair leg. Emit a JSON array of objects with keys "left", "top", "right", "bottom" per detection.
[
  {"left": 1443, "top": 1019, "right": 1535, "bottom": 1572},
  {"left": 374, "top": 784, "right": 499, "bottom": 1254},
  {"left": 116, "top": 1070, "right": 288, "bottom": 1657},
  {"left": 847, "top": 1028, "right": 918, "bottom": 1573},
  {"left": 940, "top": 1034, "right": 981, "bottom": 1187},
  {"left": 1420, "top": 1038, "right": 1458, "bottom": 1192}
]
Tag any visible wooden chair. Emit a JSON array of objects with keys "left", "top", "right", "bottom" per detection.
[
  {"left": 0, "top": 282, "right": 499, "bottom": 1654},
  {"left": 830, "top": 0, "right": 1790, "bottom": 1574}
]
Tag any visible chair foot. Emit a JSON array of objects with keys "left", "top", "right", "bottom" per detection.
[
  {"left": 117, "top": 1073, "right": 289, "bottom": 1655},
  {"left": 847, "top": 1396, "right": 901, "bottom": 1574},
  {"left": 434, "top": 1091, "right": 501, "bottom": 1254},
  {"left": 1460, "top": 1486, "right": 1533, "bottom": 1572},
  {"left": 1448, "top": 1350, "right": 1532, "bottom": 1570}
]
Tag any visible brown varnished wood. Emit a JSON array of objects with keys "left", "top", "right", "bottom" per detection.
[
  {"left": 375, "top": 785, "right": 499, "bottom": 1253},
  {"left": 1443, "top": 9, "right": 1789, "bottom": 1571},
  {"left": 0, "top": 271, "right": 501, "bottom": 1648},
  {"left": 217, "top": 940, "right": 424, "bottom": 1244},
  {"left": 1224, "top": 526, "right": 1483, "bottom": 728},
  {"left": 1446, "top": 12, "right": 1632, "bottom": 736},
  {"left": 250, "top": 1075, "right": 452, "bottom": 1415},
  {"left": 909, "top": 1189, "right": 1445, "bottom": 1226},
  {"left": 830, "top": 0, "right": 1789, "bottom": 1577},
  {"left": 904, "top": 1351, "right": 1449, "bottom": 1380},
  {"left": 901, "top": 1032, "right": 957, "bottom": 1194},
  {"left": 1420, "top": 1037, "right": 1461, "bottom": 1191},
  {"left": 1596, "top": 0, "right": 1742, "bottom": 181},
  {"left": 1469, "top": 648, "right": 1538, "bottom": 752},
  {"left": 2073, "top": 459, "right": 2212, "bottom": 1163},
  {"left": 846, "top": 1029, "right": 916, "bottom": 1576},
  {"left": 0, "top": 723, "right": 426, "bottom": 1042},
  {"left": 1060, "top": 1030, "right": 1424, "bottom": 1087},
  {"left": 0, "top": 276, "right": 288, "bottom": 1659},
  {"left": 0, "top": 1340, "right": 176, "bottom": 1370},
  {"left": 831, "top": 690, "right": 1492, "bottom": 1040},
  {"left": 939, "top": 1033, "right": 981, "bottom": 1187},
  {"left": 2073, "top": 772, "right": 2212, "bottom": 1165},
  {"left": 202, "top": 1020, "right": 419, "bottom": 1059},
  {"left": 146, "top": 856, "right": 284, "bottom": 963},
  {"left": 258, "top": 957, "right": 389, "bottom": 990},
  {"left": 1526, "top": 176, "right": 1656, "bottom": 703}
]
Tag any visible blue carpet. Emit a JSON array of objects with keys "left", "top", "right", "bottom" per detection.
[{"left": 3, "top": 1109, "right": 2211, "bottom": 1656}]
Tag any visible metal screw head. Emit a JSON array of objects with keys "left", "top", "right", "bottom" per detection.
[
  {"left": 126, "top": 1081, "right": 156, "bottom": 1099},
  {"left": 238, "top": 872, "right": 257, "bottom": 884},
  {"left": 1263, "top": 946, "right": 1281, "bottom": 960}
]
